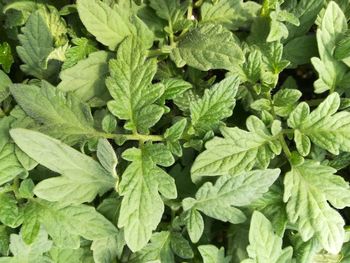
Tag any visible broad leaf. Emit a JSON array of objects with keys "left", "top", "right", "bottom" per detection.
[
  {"left": 10, "top": 82, "right": 97, "bottom": 145},
  {"left": 106, "top": 36, "right": 164, "bottom": 132},
  {"left": 118, "top": 147, "right": 177, "bottom": 251},
  {"left": 58, "top": 51, "right": 111, "bottom": 105},
  {"left": 10, "top": 129, "right": 115, "bottom": 205},
  {"left": 183, "top": 169, "right": 280, "bottom": 242},
  {"left": 0, "top": 143, "right": 26, "bottom": 186},
  {"left": 198, "top": 245, "right": 231, "bottom": 263},
  {"left": 242, "top": 211, "right": 293, "bottom": 263},
  {"left": 171, "top": 24, "right": 244, "bottom": 71},
  {"left": 191, "top": 116, "right": 281, "bottom": 182},
  {"left": 283, "top": 160, "right": 350, "bottom": 253},
  {"left": 288, "top": 93, "right": 350, "bottom": 155}
]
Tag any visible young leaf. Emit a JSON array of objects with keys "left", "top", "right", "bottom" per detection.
[
  {"left": 183, "top": 169, "right": 280, "bottom": 241},
  {"left": 97, "top": 139, "right": 118, "bottom": 178},
  {"left": 58, "top": 51, "right": 112, "bottom": 104},
  {"left": 0, "top": 143, "right": 26, "bottom": 186},
  {"left": 16, "top": 10, "right": 57, "bottom": 80},
  {"left": 77, "top": 0, "right": 134, "bottom": 50},
  {"left": 106, "top": 36, "right": 164, "bottom": 132},
  {"left": 10, "top": 82, "right": 97, "bottom": 145},
  {"left": 283, "top": 160, "right": 350, "bottom": 254},
  {"left": 311, "top": 1, "right": 348, "bottom": 93},
  {"left": 0, "top": 193, "right": 23, "bottom": 228},
  {"left": 190, "top": 75, "right": 239, "bottom": 135},
  {"left": 242, "top": 211, "right": 293, "bottom": 263},
  {"left": 118, "top": 147, "right": 177, "bottom": 251},
  {"left": 198, "top": 245, "right": 231, "bottom": 263},
  {"left": 171, "top": 24, "right": 244, "bottom": 71},
  {"left": 191, "top": 116, "right": 281, "bottom": 182},
  {"left": 288, "top": 93, "right": 350, "bottom": 155},
  {"left": 10, "top": 129, "right": 115, "bottom": 204}
]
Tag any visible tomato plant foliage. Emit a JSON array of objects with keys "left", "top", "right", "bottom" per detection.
[{"left": 2, "top": 0, "right": 350, "bottom": 262}]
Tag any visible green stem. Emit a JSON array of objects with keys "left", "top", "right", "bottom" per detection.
[
  {"left": 278, "top": 133, "right": 292, "bottom": 160},
  {"left": 99, "top": 132, "right": 164, "bottom": 142},
  {"left": 187, "top": 1, "right": 193, "bottom": 20},
  {"left": 147, "top": 49, "right": 166, "bottom": 57}
]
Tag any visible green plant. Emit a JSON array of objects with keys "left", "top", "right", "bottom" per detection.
[{"left": 1, "top": 0, "right": 350, "bottom": 262}]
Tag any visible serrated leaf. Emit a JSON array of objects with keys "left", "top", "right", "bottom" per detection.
[
  {"left": 0, "top": 193, "right": 23, "bottom": 228},
  {"left": 200, "top": 0, "right": 260, "bottom": 30},
  {"left": 91, "top": 235, "right": 121, "bottom": 263},
  {"left": 62, "top": 37, "right": 98, "bottom": 70},
  {"left": 0, "top": 143, "right": 26, "bottom": 186},
  {"left": 16, "top": 10, "right": 57, "bottom": 80},
  {"left": 8, "top": 227, "right": 53, "bottom": 263},
  {"left": 10, "top": 129, "right": 115, "bottom": 205},
  {"left": 183, "top": 169, "right": 279, "bottom": 241},
  {"left": 10, "top": 82, "right": 97, "bottom": 145},
  {"left": 283, "top": 160, "right": 350, "bottom": 253},
  {"left": 118, "top": 147, "right": 177, "bottom": 251},
  {"left": 190, "top": 76, "right": 239, "bottom": 135},
  {"left": 0, "top": 70, "right": 12, "bottom": 103},
  {"left": 77, "top": 0, "right": 134, "bottom": 50},
  {"left": 106, "top": 36, "right": 164, "bottom": 132},
  {"left": 160, "top": 78, "right": 192, "bottom": 100},
  {"left": 198, "top": 245, "right": 231, "bottom": 263},
  {"left": 191, "top": 116, "right": 281, "bottom": 182},
  {"left": 288, "top": 93, "right": 350, "bottom": 155},
  {"left": 311, "top": 1, "right": 348, "bottom": 93},
  {"left": 171, "top": 24, "right": 244, "bottom": 71},
  {"left": 242, "top": 211, "right": 293, "bottom": 263},
  {"left": 30, "top": 200, "right": 118, "bottom": 249},
  {"left": 58, "top": 51, "right": 111, "bottom": 104}
]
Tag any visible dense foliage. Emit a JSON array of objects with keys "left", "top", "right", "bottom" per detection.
[{"left": 1, "top": 0, "right": 350, "bottom": 262}]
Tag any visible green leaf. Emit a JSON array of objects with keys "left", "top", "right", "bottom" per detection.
[
  {"left": 33, "top": 200, "right": 118, "bottom": 249},
  {"left": 171, "top": 24, "right": 244, "bottom": 71},
  {"left": 186, "top": 209, "right": 204, "bottom": 243},
  {"left": 0, "top": 143, "right": 26, "bottom": 186},
  {"left": 283, "top": 35, "right": 318, "bottom": 67},
  {"left": 8, "top": 227, "right": 53, "bottom": 263},
  {"left": 160, "top": 78, "right": 192, "bottom": 100},
  {"left": 283, "top": 160, "right": 350, "bottom": 253},
  {"left": 58, "top": 51, "right": 112, "bottom": 104},
  {"left": 0, "top": 70, "right": 12, "bottom": 103},
  {"left": 0, "top": 42, "right": 14, "bottom": 73},
  {"left": 10, "top": 129, "right": 115, "bottom": 205},
  {"left": 16, "top": 10, "right": 57, "bottom": 80},
  {"left": 273, "top": 88, "right": 302, "bottom": 117},
  {"left": 0, "top": 193, "right": 23, "bottom": 228},
  {"left": 288, "top": 93, "right": 350, "bottom": 155},
  {"left": 106, "top": 36, "right": 164, "bottom": 132},
  {"left": 311, "top": 1, "right": 348, "bottom": 93},
  {"left": 191, "top": 116, "right": 281, "bottom": 182},
  {"left": 97, "top": 139, "right": 118, "bottom": 178},
  {"left": 118, "top": 147, "right": 177, "bottom": 251},
  {"left": 91, "top": 235, "right": 121, "bottom": 263},
  {"left": 200, "top": 0, "right": 260, "bottom": 30},
  {"left": 62, "top": 37, "right": 98, "bottom": 70},
  {"left": 77, "top": 0, "right": 134, "bottom": 50},
  {"left": 198, "top": 245, "right": 231, "bottom": 263},
  {"left": 10, "top": 82, "right": 97, "bottom": 145},
  {"left": 183, "top": 169, "right": 279, "bottom": 241},
  {"left": 190, "top": 76, "right": 239, "bottom": 135},
  {"left": 49, "top": 247, "right": 86, "bottom": 263},
  {"left": 149, "top": 0, "right": 187, "bottom": 23},
  {"left": 242, "top": 211, "right": 293, "bottom": 263}
]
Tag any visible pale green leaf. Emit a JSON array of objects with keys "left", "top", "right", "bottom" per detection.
[
  {"left": 191, "top": 116, "right": 281, "bottom": 182},
  {"left": 0, "top": 143, "right": 26, "bottom": 186},
  {"left": 77, "top": 0, "right": 134, "bottom": 50},
  {"left": 0, "top": 70, "right": 12, "bottom": 103},
  {"left": 10, "top": 129, "right": 115, "bottom": 204},
  {"left": 198, "top": 245, "right": 231, "bottom": 263},
  {"left": 0, "top": 193, "right": 23, "bottom": 228},
  {"left": 97, "top": 139, "right": 118, "bottom": 178},
  {"left": 58, "top": 51, "right": 111, "bottom": 104},
  {"left": 171, "top": 24, "right": 244, "bottom": 71},
  {"left": 311, "top": 1, "right": 348, "bottom": 93},
  {"left": 91, "top": 235, "right": 121, "bottom": 263},
  {"left": 183, "top": 169, "right": 279, "bottom": 241},
  {"left": 16, "top": 10, "right": 57, "bottom": 80},
  {"left": 10, "top": 82, "right": 97, "bottom": 145},
  {"left": 190, "top": 75, "right": 239, "bottom": 135},
  {"left": 200, "top": 0, "right": 260, "bottom": 30},
  {"left": 118, "top": 147, "right": 177, "bottom": 251},
  {"left": 106, "top": 36, "right": 164, "bottom": 132},
  {"left": 242, "top": 211, "right": 293, "bottom": 263},
  {"left": 288, "top": 93, "right": 350, "bottom": 155},
  {"left": 283, "top": 160, "right": 350, "bottom": 253}
]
